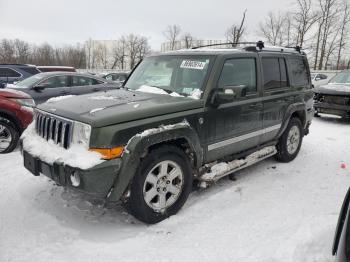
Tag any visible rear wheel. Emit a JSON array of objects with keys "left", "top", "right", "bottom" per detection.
[
  {"left": 275, "top": 117, "right": 303, "bottom": 163},
  {"left": 0, "top": 117, "right": 19, "bottom": 154},
  {"left": 127, "top": 145, "right": 192, "bottom": 224}
]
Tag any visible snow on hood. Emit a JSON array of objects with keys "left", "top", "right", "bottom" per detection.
[
  {"left": 21, "top": 123, "right": 104, "bottom": 170},
  {"left": 46, "top": 95, "right": 76, "bottom": 103}
]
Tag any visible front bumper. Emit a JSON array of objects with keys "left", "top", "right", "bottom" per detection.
[
  {"left": 23, "top": 150, "right": 122, "bottom": 199},
  {"left": 314, "top": 102, "right": 350, "bottom": 117}
]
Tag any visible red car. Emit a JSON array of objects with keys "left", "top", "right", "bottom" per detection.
[{"left": 0, "top": 89, "right": 35, "bottom": 153}]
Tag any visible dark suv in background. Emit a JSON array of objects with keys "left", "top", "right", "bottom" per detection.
[
  {"left": 22, "top": 42, "right": 314, "bottom": 223},
  {"left": 0, "top": 64, "right": 40, "bottom": 88}
]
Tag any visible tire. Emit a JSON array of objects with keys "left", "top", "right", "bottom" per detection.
[
  {"left": 275, "top": 117, "right": 303, "bottom": 163},
  {"left": 0, "top": 117, "right": 19, "bottom": 154},
  {"left": 127, "top": 145, "right": 193, "bottom": 224}
]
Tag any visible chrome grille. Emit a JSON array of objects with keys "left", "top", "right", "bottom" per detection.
[{"left": 34, "top": 110, "right": 73, "bottom": 149}]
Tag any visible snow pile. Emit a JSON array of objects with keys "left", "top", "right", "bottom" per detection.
[
  {"left": 188, "top": 89, "right": 202, "bottom": 100},
  {"left": 201, "top": 146, "right": 276, "bottom": 181},
  {"left": 89, "top": 107, "right": 105, "bottom": 114},
  {"left": 136, "top": 85, "right": 168, "bottom": 95},
  {"left": 21, "top": 123, "right": 104, "bottom": 169},
  {"left": 46, "top": 95, "right": 76, "bottom": 103},
  {"left": 135, "top": 120, "right": 190, "bottom": 138},
  {"left": 89, "top": 95, "right": 119, "bottom": 100}
]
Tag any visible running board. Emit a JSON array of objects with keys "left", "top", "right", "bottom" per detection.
[{"left": 199, "top": 146, "right": 277, "bottom": 187}]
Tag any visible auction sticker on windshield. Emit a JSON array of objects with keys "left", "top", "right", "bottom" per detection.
[{"left": 180, "top": 60, "right": 206, "bottom": 70}]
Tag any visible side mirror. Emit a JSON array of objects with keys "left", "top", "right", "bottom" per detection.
[
  {"left": 33, "top": 83, "right": 48, "bottom": 91},
  {"left": 212, "top": 85, "right": 247, "bottom": 105}
]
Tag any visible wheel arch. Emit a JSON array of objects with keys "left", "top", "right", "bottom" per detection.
[
  {"left": 0, "top": 109, "right": 22, "bottom": 133},
  {"left": 107, "top": 125, "right": 203, "bottom": 202},
  {"left": 278, "top": 103, "right": 306, "bottom": 138}
]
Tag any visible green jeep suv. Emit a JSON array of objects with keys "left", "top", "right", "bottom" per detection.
[{"left": 21, "top": 42, "right": 314, "bottom": 224}]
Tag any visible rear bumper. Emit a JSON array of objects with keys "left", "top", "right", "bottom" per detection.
[
  {"left": 314, "top": 102, "right": 350, "bottom": 117},
  {"left": 23, "top": 150, "right": 122, "bottom": 198}
]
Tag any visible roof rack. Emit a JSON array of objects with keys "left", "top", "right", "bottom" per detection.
[{"left": 191, "top": 41, "right": 303, "bottom": 54}]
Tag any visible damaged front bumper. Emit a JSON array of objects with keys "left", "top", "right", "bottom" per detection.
[
  {"left": 314, "top": 101, "right": 350, "bottom": 117},
  {"left": 23, "top": 150, "right": 122, "bottom": 199}
]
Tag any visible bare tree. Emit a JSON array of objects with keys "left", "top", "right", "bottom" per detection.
[
  {"left": 13, "top": 39, "right": 30, "bottom": 64},
  {"left": 293, "top": 0, "right": 319, "bottom": 47},
  {"left": 0, "top": 39, "right": 15, "bottom": 63},
  {"left": 336, "top": 0, "right": 350, "bottom": 69},
  {"left": 111, "top": 36, "right": 127, "bottom": 69},
  {"left": 258, "top": 11, "right": 285, "bottom": 45},
  {"left": 225, "top": 9, "right": 247, "bottom": 45},
  {"left": 316, "top": 0, "right": 339, "bottom": 69},
  {"left": 126, "top": 34, "right": 151, "bottom": 69},
  {"left": 163, "top": 24, "right": 181, "bottom": 50},
  {"left": 95, "top": 43, "right": 108, "bottom": 69},
  {"left": 182, "top": 33, "right": 194, "bottom": 49}
]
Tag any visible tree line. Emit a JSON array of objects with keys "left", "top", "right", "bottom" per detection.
[
  {"left": 163, "top": 0, "right": 350, "bottom": 70},
  {"left": 0, "top": 39, "right": 86, "bottom": 68},
  {"left": 1, "top": 0, "right": 349, "bottom": 70}
]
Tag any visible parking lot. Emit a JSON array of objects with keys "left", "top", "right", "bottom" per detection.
[{"left": 0, "top": 116, "right": 349, "bottom": 262}]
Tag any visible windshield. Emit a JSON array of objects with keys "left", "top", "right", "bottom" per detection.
[
  {"left": 329, "top": 71, "right": 350, "bottom": 85},
  {"left": 125, "top": 55, "right": 213, "bottom": 98},
  {"left": 16, "top": 73, "right": 46, "bottom": 88}
]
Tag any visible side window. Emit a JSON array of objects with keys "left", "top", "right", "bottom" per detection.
[
  {"left": 39, "top": 76, "right": 69, "bottom": 88},
  {"left": 321, "top": 74, "right": 328, "bottom": 80},
  {"left": 218, "top": 58, "right": 257, "bottom": 94},
  {"left": 72, "top": 76, "right": 101, "bottom": 86},
  {"left": 289, "top": 56, "right": 310, "bottom": 86},
  {"left": 0, "top": 68, "right": 21, "bottom": 77},
  {"left": 262, "top": 57, "right": 288, "bottom": 89}
]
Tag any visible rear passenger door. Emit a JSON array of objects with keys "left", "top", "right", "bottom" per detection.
[
  {"left": 260, "top": 55, "right": 293, "bottom": 144},
  {"left": 205, "top": 56, "right": 263, "bottom": 162},
  {"left": 70, "top": 76, "right": 107, "bottom": 95}
]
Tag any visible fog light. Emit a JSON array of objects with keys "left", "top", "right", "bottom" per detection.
[{"left": 70, "top": 171, "right": 80, "bottom": 187}]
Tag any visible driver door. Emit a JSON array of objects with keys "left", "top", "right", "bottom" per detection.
[
  {"left": 30, "top": 75, "right": 71, "bottom": 104},
  {"left": 204, "top": 56, "right": 263, "bottom": 162}
]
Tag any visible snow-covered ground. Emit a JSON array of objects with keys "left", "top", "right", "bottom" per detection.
[{"left": 1, "top": 116, "right": 350, "bottom": 262}]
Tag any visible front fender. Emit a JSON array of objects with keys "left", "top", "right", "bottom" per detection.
[{"left": 107, "top": 122, "right": 203, "bottom": 201}]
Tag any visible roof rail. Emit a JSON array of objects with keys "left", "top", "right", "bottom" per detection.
[
  {"left": 191, "top": 41, "right": 303, "bottom": 54},
  {"left": 0, "top": 63, "right": 37, "bottom": 67}
]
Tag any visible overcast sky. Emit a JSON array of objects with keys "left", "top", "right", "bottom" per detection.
[{"left": 0, "top": 0, "right": 294, "bottom": 50}]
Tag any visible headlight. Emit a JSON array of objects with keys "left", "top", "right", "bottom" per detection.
[
  {"left": 10, "top": 98, "right": 36, "bottom": 107},
  {"left": 72, "top": 121, "right": 91, "bottom": 148}
]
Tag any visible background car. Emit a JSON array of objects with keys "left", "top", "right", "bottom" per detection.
[
  {"left": 311, "top": 73, "right": 329, "bottom": 87},
  {"left": 103, "top": 72, "right": 129, "bottom": 85},
  {"left": 333, "top": 187, "right": 350, "bottom": 262},
  {"left": 6, "top": 72, "right": 118, "bottom": 104},
  {"left": 314, "top": 70, "right": 350, "bottom": 118},
  {"left": 0, "top": 64, "right": 41, "bottom": 88},
  {"left": 37, "top": 66, "right": 76, "bottom": 72},
  {"left": 0, "top": 89, "right": 34, "bottom": 153}
]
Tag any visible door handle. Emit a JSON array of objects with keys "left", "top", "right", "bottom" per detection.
[
  {"left": 60, "top": 91, "right": 69, "bottom": 95},
  {"left": 92, "top": 88, "right": 99, "bottom": 92}
]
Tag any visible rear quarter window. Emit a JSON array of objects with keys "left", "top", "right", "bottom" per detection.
[{"left": 289, "top": 56, "right": 310, "bottom": 87}]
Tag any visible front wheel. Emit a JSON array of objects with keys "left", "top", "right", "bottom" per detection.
[
  {"left": 275, "top": 118, "right": 303, "bottom": 163},
  {"left": 0, "top": 117, "right": 19, "bottom": 154},
  {"left": 127, "top": 145, "right": 193, "bottom": 224}
]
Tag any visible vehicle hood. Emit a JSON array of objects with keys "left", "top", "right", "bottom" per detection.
[
  {"left": 37, "top": 89, "right": 203, "bottom": 127},
  {"left": 314, "top": 84, "right": 350, "bottom": 96},
  {"left": 0, "top": 88, "right": 32, "bottom": 99}
]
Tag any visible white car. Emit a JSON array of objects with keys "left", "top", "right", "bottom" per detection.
[{"left": 311, "top": 73, "right": 329, "bottom": 87}]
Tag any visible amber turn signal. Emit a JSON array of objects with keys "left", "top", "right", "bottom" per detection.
[{"left": 89, "top": 146, "right": 124, "bottom": 160}]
